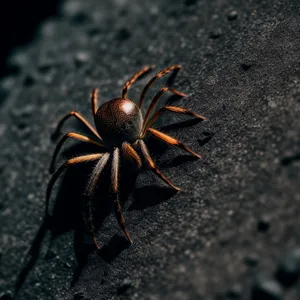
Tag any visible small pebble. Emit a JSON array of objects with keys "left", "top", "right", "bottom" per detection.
[
  {"left": 281, "top": 153, "right": 300, "bottom": 166},
  {"left": 23, "top": 74, "right": 36, "bottom": 87},
  {"left": 244, "top": 253, "right": 259, "bottom": 267},
  {"left": 115, "top": 28, "right": 131, "bottom": 41},
  {"left": 6, "top": 52, "right": 27, "bottom": 75},
  {"left": 40, "top": 20, "right": 57, "bottom": 38},
  {"left": 198, "top": 131, "right": 214, "bottom": 147},
  {"left": 209, "top": 29, "right": 222, "bottom": 39},
  {"left": 74, "top": 51, "right": 90, "bottom": 67},
  {"left": 9, "top": 52, "right": 28, "bottom": 68},
  {"left": 117, "top": 278, "right": 133, "bottom": 295},
  {"left": 257, "top": 216, "right": 270, "bottom": 232},
  {"left": 276, "top": 247, "right": 300, "bottom": 287},
  {"left": 228, "top": 10, "right": 238, "bottom": 21},
  {"left": 241, "top": 63, "right": 252, "bottom": 71},
  {"left": 252, "top": 277, "right": 283, "bottom": 300},
  {"left": 0, "top": 76, "right": 15, "bottom": 92},
  {"left": 219, "top": 231, "right": 232, "bottom": 246}
]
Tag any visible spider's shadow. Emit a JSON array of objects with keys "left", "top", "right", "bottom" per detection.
[
  {"left": 46, "top": 142, "right": 142, "bottom": 281},
  {"left": 15, "top": 142, "right": 144, "bottom": 294},
  {"left": 14, "top": 142, "right": 110, "bottom": 295}
]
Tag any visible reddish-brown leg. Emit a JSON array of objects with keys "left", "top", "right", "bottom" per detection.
[
  {"left": 50, "top": 132, "right": 106, "bottom": 173},
  {"left": 52, "top": 111, "right": 102, "bottom": 140},
  {"left": 148, "top": 128, "right": 201, "bottom": 159},
  {"left": 45, "top": 153, "right": 104, "bottom": 217},
  {"left": 142, "top": 105, "right": 206, "bottom": 137},
  {"left": 91, "top": 88, "right": 99, "bottom": 116},
  {"left": 85, "top": 152, "right": 110, "bottom": 249},
  {"left": 122, "top": 142, "right": 142, "bottom": 168},
  {"left": 138, "top": 65, "right": 185, "bottom": 108},
  {"left": 111, "top": 148, "right": 132, "bottom": 243},
  {"left": 143, "top": 86, "right": 187, "bottom": 127},
  {"left": 122, "top": 65, "right": 154, "bottom": 99},
  {"left": 84, "top": 199, "right": 103, "bottom": 250},
  {"left": 139, "top": 140, "right": 180, "bottom": 191}
]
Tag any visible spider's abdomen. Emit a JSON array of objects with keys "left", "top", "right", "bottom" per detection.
[{"left": 95, "top": 98, "right": 143, "bottom": 147}]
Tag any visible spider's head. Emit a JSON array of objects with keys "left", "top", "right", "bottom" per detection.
[{"left": 94, "top": 98, "right": 143, "bottom": 147}]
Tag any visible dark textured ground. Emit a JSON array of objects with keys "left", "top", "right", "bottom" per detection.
[{"left": 0, "top": 0, "right": 300, "bottom": 299}]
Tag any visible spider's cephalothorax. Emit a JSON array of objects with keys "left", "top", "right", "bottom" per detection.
[
  {"left": 95, "top": 98, "right": 142, "bottom": 147},
  {"left": 46, "top": 65, "right": 206, "bottom": 248}
]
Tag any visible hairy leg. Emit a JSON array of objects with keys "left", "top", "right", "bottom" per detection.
[
  {"left": 84, "top": 152, "right": 110, "bottom": 249},
  {"left": 147, "top": 128, "right": 201, "bottom": 159},
  {"left": 142, "top": 105, "right": 206, "bottom": 136},
  {"left": 111, "top": 148, "right": 132, "bottom": 243},
  {"left": 52, "top": 111, "right": 102, "bottom": 140},
  {"left": 50, "top": 132, "right": 105, "bottom": 173},
  {"left": 138, "top": 65, "right": 185, "bottom": 108},
  {"left": 85, "top": 152, "right": 110, "bottom": 196},
  {"left": 139, "top": 140, "right": 180, "bottom": 191},
  {"left": 45, "top": 153, "right": 104, "bottom": 217},
  {"left": 143, "top": 86, "right": 187, "bottom": 127},
  {"left": 91, "top": 88, "right": 99, "bottom": 116},
  {"left": 122, "top": 142, "right": 142, "bottom": 168},
  {"left": 122, "top": 65, "right": 154, "bottom": 99}
]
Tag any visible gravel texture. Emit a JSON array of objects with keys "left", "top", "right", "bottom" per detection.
[{"left": 0, "top": 0, "right": 300, "bottom": 299}]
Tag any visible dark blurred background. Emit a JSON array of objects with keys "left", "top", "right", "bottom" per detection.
[{"left": 0, "top": 0, "right": 61, "bottom": 78}]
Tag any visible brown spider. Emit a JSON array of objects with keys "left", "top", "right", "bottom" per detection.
[{"left": 45, "top": 65, "right": 205, "bottom": 247}]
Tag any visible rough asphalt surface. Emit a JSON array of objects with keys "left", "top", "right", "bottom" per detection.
[{"left": 0, "top": 0, "right": 300, "bottom": 299}]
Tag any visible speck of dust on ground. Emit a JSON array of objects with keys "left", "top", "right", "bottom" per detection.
[{"left": 0, "top": 0, "right": 300, "bottom": 299}]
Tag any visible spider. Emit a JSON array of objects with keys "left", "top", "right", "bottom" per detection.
[{"left": 45, "top": 65, "right": 205, "bottom": 248}]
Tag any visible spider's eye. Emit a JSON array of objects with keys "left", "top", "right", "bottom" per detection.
[{"left": 94, "top": 98, "right": 143, "bottom": 147}]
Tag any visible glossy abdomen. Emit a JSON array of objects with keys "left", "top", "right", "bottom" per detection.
[{"left": 94, "top": 98, "right": 143, "bottom": 147}]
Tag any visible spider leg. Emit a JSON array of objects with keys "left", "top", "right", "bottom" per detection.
[
  {"left": 85, "top": 200, "right": 103, "bottom": 250},
  {"left": 142, "top": 105, "right": 206, "bottom": 137},
  {"left": 50, "top": 132, "right": 106, "bottom": 173},
  {"left": 52, "top": 111, "right": 102, "bottom": 140},
  {"left": 147, "top": 128, "right": 201, "bottom": 159},
  {"left": 85, "top": 152, "right": 110, "bottom": 196},
  {"left": 45, "top": 153, "right": 104, "bottom": 217},
  {"left": 122, "top": 142, "right": 142, "bottom": 168},
  {"left": 138, "top": 65, "right": 186, "bottom": 108},
  {"left": 122, "top": 65, "right": 154, "bottom": 99},
  {"left": 84, "top": 152, "right": 110, "bottom": 249},
  {"left": 139, "top": 140, "right": 180, "bottom": 191},
  {"left": 91, "top": 88, "right": 99, "bottom": 116},
  {"left": 111, "top": 148, "right": 132, "bottom": 243},
  {"left": 143, "top": 86, "right": 187, "bottom": 128}
]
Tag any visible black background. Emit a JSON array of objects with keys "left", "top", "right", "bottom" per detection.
[{"left": 0, "top": 0, "right": 61, "bottom": 77}]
